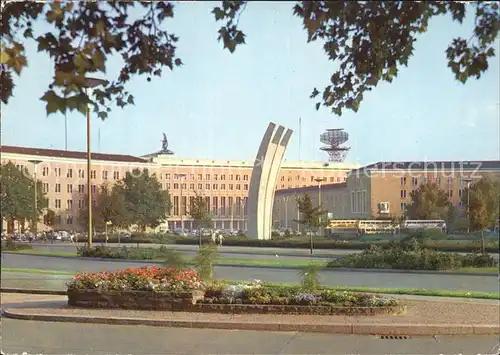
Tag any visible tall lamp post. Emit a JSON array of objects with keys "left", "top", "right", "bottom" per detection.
[
  {"left": 463, "top": 177, "right": 473, "bottom": 234},
  {"left": 314, "top": 177, "right": 327, "bottom": 238},
  {"left": 83, "top": 77, "right": 109, "bottom": 248},
  {"left": 28, "top": 160, "right": 42, "bottom": 237}
]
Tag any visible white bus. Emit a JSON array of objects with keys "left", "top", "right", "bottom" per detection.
[{"left": 402, "top": 220, "right": 447, "bottom": 233}]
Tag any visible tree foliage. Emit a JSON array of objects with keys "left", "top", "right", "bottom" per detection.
[
  {"left": 0, "top": 161, "right": 48, "bottom": 231},
  {"left": 120, "top": 168, "right": 171, "bottom": 231},
  {"left": 461, "top": 177, "right": 500, "bottom": 232},
  {"left": 78, "top": 183, "right": 128, "bottom": 231},
  {"left": 295, "top": 193, "right": 325, "bottom": 230},
  {"left": 43, "top": 209, "right": 56, "bottom": 229},
  {"left": 2, "top": 1, "right": 497, "bottom": 117},
  {"left": 406, "top": 182, "right": 451, "bottom": 220},
  {"left": 189, "top": 192, "right": 213, "bottom": 232}
]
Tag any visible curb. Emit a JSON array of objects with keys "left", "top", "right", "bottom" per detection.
[
  {"left": 2, "top": 251, "right": 498, "bottom": 276},
  {"left": 0, "top": 288, "right": 67, "bottom": 295},
  {"left": 2, "top": 309, "right": 498, "bottom": 335}
]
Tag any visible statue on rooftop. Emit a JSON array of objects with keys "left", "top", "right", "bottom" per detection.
[{"left": 161, "top": 133, "right": 169, "bottom": 152}]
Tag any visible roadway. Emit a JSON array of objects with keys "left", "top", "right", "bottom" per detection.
[
  {"left": 1, "top": 318, "right": 499, "bottom": 355},
  {"left": 26, "top": 242, "right": 500, "bottom": 261},
  {"left": 2, "top": 253, "right": 499, "bottom": 292}
]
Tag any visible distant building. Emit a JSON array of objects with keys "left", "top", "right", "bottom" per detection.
[
  {"left": 1, "top": 145, "right": 358, "bottom": 233},
  {"left": 273, "top": 160, "right": 500, "bottom": 231}
]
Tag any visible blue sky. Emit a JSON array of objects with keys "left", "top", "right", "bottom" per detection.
[{"left": 2, "top": 2, "right": 499, "bottom": 165}]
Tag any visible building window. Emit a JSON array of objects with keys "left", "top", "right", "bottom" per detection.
[
  {"left": 412, "top": 177, "right": 418, "bottom": 186},
  {"left": 77, "top": 169, "right": 84, "bottom": 178},
  {"left": 43, "top": 183, "right": 49, "bottom": 193},
  {"left": 91, "top": 185, "right": 96, "bottom": 193},
  {"left": 214, "top": 174, "right": 218, "bottom": 181},
  {"left": 91, "top": 170, "right": 96, "bottom": 179},
  {"left": 173, "top": 183, "right": 179, "bottom": 189},
  {"left": 198, "top": 183, "right": 202, "bottom": 190},
  {"left": 55, "top": 199, "right": 61, "bottom": 209},
  {"left": 221, "top": 196, "right": 226, "bottom": 215},
  {"left": 113, "top": 171, "right": 120, "bottom": 180},
  {"left": 213, "top": 184, "right": 217, "bottom": 190},
  {"left": 67, "top": 199, "right": 73, "bottom": 209},
  {"left": 67, "top": 184, "right": 72, "bottom": 193},
  {"left": 236, "top": 175, "right": 241, "bottom": 181},
  {"left": 198, "top": 174, "right": 203, "bottom": 180},
  {"left": 400, "top": 190, "right": 407, "bottom": 198},
  {"left": 400, "top": 202, "right": 407, "bottom": 211},
  {"left": 459, "top": 189, "right": 462, "bottom": 198},
  {"left": 54, "top": 167, "right": 61, "bottom": 177},
  {"left": 102, "top": 170, "right": 108, "bottom": 179},
  {"left": 400, "top": 176, "right": 406, "bottom": 185},
  {"left": 42, "top": 167, "right": 49, "bottom": 176},
  {"left": 243, "top": 175, "right": 248, "bottom": 181},
  {"left": 66, "top": 216, "right": 73, "bottom": 225},
  {"left": 229, "top": 184, "right": 233, "bottom": 190},
  {"left": 448, "top": 190, "right": 453, "bottom": 198},
  {"left": 165, "top": 173, "right": 171, "bottom": 179},
  {"left": 78, "top": 184, "right": 85, "bottom": 193},
  {"left": 221, "top": 184, "right": 226, "bottom": 190},
  {"left": 221, "top": 174, "right": 226, "bottom": 180},
  {"left": 244, "top": 184, "right": 248, "bottom": 190},
  {"left": 206, "top": 184, "right": 210, "bottom": 190},
  {"left": 281, "top": 176, "right": 285, "bottom": 181},
  {"left": 55, "top": 183, "right": 61, "bottom": 193},
  {"left": 236, "top": 184, "right": 241, "bottom": 190},
  {"left": 190, "top": 174, "right": 194, "bottom": 180},
  {"left": 167, "top": 183, "right": 171, "bottom": 189},
  {"left": 206, "top": 174, "right": 210, "bottom": 180},
  {"left": 190, "top": 183, "right": 194, "bottom": 190},
  {"left": 67, "top": 169, "right": 73, "bottom": 178}
]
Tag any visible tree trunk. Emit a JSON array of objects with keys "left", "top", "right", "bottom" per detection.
[{"left": 480, "top": 230, "right": 485, "bottom": 254}]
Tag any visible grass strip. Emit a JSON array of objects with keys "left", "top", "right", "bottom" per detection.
[
  {"left": 2, "top": 268, "right": 499, "bottom": 300},
  {"left": 5, "top": 250, "right": 498, "bottom": 273}
]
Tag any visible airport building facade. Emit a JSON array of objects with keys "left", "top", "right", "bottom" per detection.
[
  {"left": 1, "top": 145, "right": 358, "bottom": 233},
  {"left": 273, "top": 160, "right": 500, "bottom": 231}
]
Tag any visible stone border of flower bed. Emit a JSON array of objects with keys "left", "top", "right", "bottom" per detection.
[{"left": 67, "top": 289, "right": 402, "bottom": 316}]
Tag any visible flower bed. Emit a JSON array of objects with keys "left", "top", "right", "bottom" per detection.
[
  {"left": 66, "top": 269, "right": 401, "bottom": 315},
  {"left": 67, "top": 267, "right": 205, "bottom": 309},
  {"left": 194, "top": 281, "right": 402, "bottom": 315}
]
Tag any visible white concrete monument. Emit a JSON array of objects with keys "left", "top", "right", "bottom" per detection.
[{"left": 247, "top": 122, "right": 293, "bottom": 240}]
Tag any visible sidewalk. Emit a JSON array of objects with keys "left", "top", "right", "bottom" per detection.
[{"left": 1, "top": 293, "right": 499, "bottom": 336}]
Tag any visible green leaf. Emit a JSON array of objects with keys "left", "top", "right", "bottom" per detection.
[
  {"left": 212, "top": 7, "right": 225, "bottom": 21},
  {"left": 98, "top": 111, "right": 108, "bottom": 120}
]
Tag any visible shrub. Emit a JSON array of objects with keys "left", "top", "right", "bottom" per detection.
[
  {"left": 299, "top": 262, "right": 322, "bottom": 292},
  {"left": 163, "top": 247, "right": 187, "bottom": 269},
  {"left": 327, "top": 243, "right": 498, "bottom": 271},
  {"left": 1, "top": 240, "right": 33, "bottom": 251},
  {"left": 76, "top": 245, "right": 181, "bottom": 261},
  {"left": 194, "top": 245, "right": 219, "bottom": 282},
  {"left": 67, "top": 266, "right": 205, "bottom": 292}
]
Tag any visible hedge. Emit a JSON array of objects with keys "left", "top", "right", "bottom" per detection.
[{"left": 74, "top": 233, "right": 500, "bottom": 254}]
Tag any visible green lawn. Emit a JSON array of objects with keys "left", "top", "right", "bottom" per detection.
[
  {"left": 2, "top": 268, "right": 499, "bottom": 300},
  {"left": 5, "top": 249, "right": 498, "bottom": 273}
]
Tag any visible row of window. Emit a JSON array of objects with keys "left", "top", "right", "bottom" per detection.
[
  {"left": 281, "top": 176, "right": 346, "bottom": 183},
  {"left": 162, "top": 173, "right": 249, "bottom": 181},
  {"left": 41, "top": 167, "right": 120, "bottom": 180},
  {"left": 401, "top": 176, "right": 476, "bottom": 186},
  {"left": 171, "top": 196, "right": 248, "bottom": 216},
  {"left": 165, "top": 183, "right": 249, "bottom": 191},
  {"left": 400, "top": 188, "right": 462, "bottom": 199},
  {"left": 53, "top": 199, "right": 97, "bottom": 210}
]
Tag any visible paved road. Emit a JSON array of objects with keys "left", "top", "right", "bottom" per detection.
[
  {"left": 26, "top": 242, "right": 500, "bottom": 260},
  {"left": 1, "top": 318, "right": 499, "bottom": 355},
  {"left": 2, "top": 254, "right": 499, "bottom": 292},
  {"left": 28, "top": 243, "right": 335, "bottom": 262}
]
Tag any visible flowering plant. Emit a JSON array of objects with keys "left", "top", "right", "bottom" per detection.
[{"left": 67, "top": 266, "right": 205, "bottom": 292}]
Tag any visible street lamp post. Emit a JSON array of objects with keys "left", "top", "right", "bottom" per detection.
[
  {"left": 28, "top": 160, "right": 42, "bottom": 237},
  {"left": 314, "top": 177, "right": 326, "bottom": 237},
  {"left": 464, "top": 178, "right": 473, "bottom": 234},
  {"left": 83, "top": 77, "right": 109, "bottom": 248}
]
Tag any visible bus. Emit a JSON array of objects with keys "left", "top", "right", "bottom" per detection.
[{"left": 401, "top": 220, "right": 447, "bottom": 233}]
